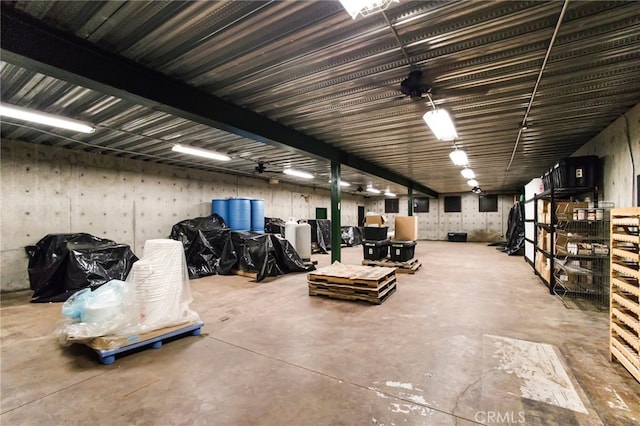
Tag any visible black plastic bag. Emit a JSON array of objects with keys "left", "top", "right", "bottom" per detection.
[
  {"left": 169, "top": 214, "right": 229, "bottom": 279},
  {"left": 217, "top": 231, "right": 314, "bottom": 282},
  {"left": 264, "top": 217, "right": 286, "bottom": 235},
  {"left": 308, "top": 219, "right": 332, "bottom": 253},
  {"left": 504, "top": 202, "right": 525, "bottom": 255},
  {"left": 341, "top": 226, "right": 362, "bottom": 247},
  {"left": 25, "top": 233, "right": 137, "bottom": 303},
  {"left": 66, "top": 242, "right": 138, "bottom": 290}
]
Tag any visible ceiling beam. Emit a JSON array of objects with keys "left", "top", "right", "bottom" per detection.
[{"left": 0, "top": 8, "right": 438, "bottom": 198}]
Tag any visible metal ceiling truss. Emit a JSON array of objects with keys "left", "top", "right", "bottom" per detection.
[{"left": 0, "top": 7, "right": 438, "bottom": 198}]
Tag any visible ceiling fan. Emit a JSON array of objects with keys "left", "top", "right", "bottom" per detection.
[
  {"left": 400, "top": 70, "right": 431, "bottom": 100},
  {"left": 398, "top": 68, "right": 490, "bottom": 102}
]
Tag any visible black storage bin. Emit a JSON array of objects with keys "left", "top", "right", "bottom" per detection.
[
  {"left": 363, "top": 226, "right": 388, "bottom": 241},
  {"left": 447, "top": 232, "right": 467, "bottom": 242},
  {"left": 551, "top": 156, "right": 599, "bottom": 189},
  {"left": 362, "top": 239, "right": 390, "bottom": 260},
  {"left": 389, "top": 240, "right": 417, "bottom": 262},
  {"left": 542, "top": 170, "right": 553, "bottom": 191}
]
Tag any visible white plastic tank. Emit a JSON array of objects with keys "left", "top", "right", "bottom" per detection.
[
  {"left": 295, "top": 221, "right": 312, "bottom": 260},
  {"left": 285, "top": 218, "right": 298, "bottom": 251}
]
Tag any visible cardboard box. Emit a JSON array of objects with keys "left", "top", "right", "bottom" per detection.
[
  {"left": 538, "top": 229, "right": 549, "bottom": 251},
  {"left": 535, "top": 253, "right": 545, "bottom": 274},
  {"left": 537, "top": 200, "right": 549, "bottom": 216},
  {"left": 543, "top": 265, "right": 551, "bottom": 283},
  {"left": 546, "top": 232, "right": 552, "bottom": 253},
  {"left": 395, "top": 216, "right": 418, "bottom": 241},
  {"left": 364, "top": 214, "right": 385, "bottom": 227},
  {"left": 555, "top": 201, "right": 588, "bottom": 221},
  {"left": 85, "top": 321, "right": 199, "bottom": 351}
]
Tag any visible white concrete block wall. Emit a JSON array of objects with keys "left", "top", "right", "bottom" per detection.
[
  {"left": 366, "top": 194, "right": 515, "bottom": 241},
  {"left": 572, "top": 102, "right": 639, "bottom": 208},
  {"left": 0, "top": 140, "right": 364, "bottom": 291}
]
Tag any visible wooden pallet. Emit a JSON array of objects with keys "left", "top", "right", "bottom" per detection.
[
  {"left": 308, "top": 262, "right": 396, "bottom": 288},
  {"left": 309, "top": 281, "right": 396, "bottom": 305},
  {"left": 231, "top": 269, "right": 259, "bottom": 279},
  {"left": 610, "top": 207, "right": 640, "bottom": 383},
  {"left": 309, "top": 274, "right": 396, "bottom": 298},
  {"left": 361, "top": 257, "right": 422, "bottom": 274},
  {"left": 86, "top": 322, "right": 204, "bottom": 365}
]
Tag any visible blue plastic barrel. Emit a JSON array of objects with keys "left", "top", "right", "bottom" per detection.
[
  {"left": 211, "top": 199, "right": 229, "bottom": 225},
  {"left": 228, "top": 198, "right": 251, "bottom": 231},
  {"left": 250, "top": 199, "right": 265, "bottom": 232}
]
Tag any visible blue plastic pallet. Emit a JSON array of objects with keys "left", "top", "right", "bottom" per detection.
[{"left": 92, "top": 322, "right": 204, "bottom": 365}]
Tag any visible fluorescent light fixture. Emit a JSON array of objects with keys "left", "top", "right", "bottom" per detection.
[
  {"left": 461, "top": 168, "right": 475, "bottom": 179},
  {"left": 366, "top": 187, "right": 381, "bottom": 194},
  {"left": 0, "top": 102, "right": 95, "bottom": 133},
  {"left": 449, "top": 149, "right": 468, "bottom": 166},
  {"left": 384, "top": 191, "right": 396, "bottom": 197},
  {"left": 284, "top": 168, "right": 314, "bottom": 179},
  {"left": 467, "top": 179, "right": 479, "bottom": 187},
  {"left": 423, "top": 109, "right": 458, "bottom": 141},
  {"left": 172, "top": 144, "right": 231, "bottom": 161},
  {"left": 327, "top": 180, "right": 351, "bottom": 187},
  {"left": 339, "top": 0, "right": 399, "bottom": 19}
]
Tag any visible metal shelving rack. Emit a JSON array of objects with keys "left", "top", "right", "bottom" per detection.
[
  {"left": 524, "top": 193, "right": 536, "bottom": 268},
  {"left": 610, "top": 208, "right": 640, "bottom": 383},
  {"left": 553, "top": 213, "right": 610, "bottom": 307},
  {"left": 532, "top": 182, "right": 599, "bottom": 296}
]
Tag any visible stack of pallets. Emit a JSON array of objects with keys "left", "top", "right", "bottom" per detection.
[
  {"left": 361, "top": 257, "right": 422, "bottom": 274},
  {"left": 308, "top": 262, "right": 396, "bottom": 304}
]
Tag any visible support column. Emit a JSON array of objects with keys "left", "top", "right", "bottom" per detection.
[
  {"left": 408, "top": 187, "right": 414, "bottom": 216},
  {"left": 330, "top": 161, "right": 341, "bottom": 263}
]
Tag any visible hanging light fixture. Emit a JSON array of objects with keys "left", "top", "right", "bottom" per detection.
[
  {"left": 338, "top": 0, "right": 399, "bottom": 20},
  {"left": 327, "top": 180, "right": 351, "bottom": 187},
  {"left": 423, "top": 109, "right": 458, "bottom": 141},
  {"left": 449, "top": 149, "right": 468, "bottom": 166},
  {"left": 467, "top": 179, "right": 479, "bottom": 187},
  {"left": 0, "top": 102, "right": 95, "bottom": 133},
  {"left": 384, "top": 191, "right": 396, "bottom": 197},
  {"left": 172, "top": 144, "right": 231, "bottom": 161},
  {"left": 461, "top": 168, "right": 475, "bottom": 179},
  {"left": 283, "top": 168, "right": 314, "bottom": 179},
  {"left": 367, "top": 187, "right": 381, "bottom": 194}
]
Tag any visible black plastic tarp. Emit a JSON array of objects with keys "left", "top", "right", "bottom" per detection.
[
  {"left": 169, "top": 214, "right": 230, "bottom": 279},
  {"left": 308, "top": 219, "right": 331, "bottom": 253},
  {"left": 264, "top": 217, "right": 286, "bottom": 235},
  {"left": 504, "top": 202, "right": 525, "bottom": 255},
  {"left": 341, "top": 226, "right": 363, "bottom": 247},
  {"left": 217, "top": 231, "right": 315, "bottom": 282},
  {"left": 26, "top": 233, "right": 137, "bottom": 303}
]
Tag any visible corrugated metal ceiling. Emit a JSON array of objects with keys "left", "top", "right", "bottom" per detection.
[{"left": 1, "top": 0, "right": 639, "bottom": 195}]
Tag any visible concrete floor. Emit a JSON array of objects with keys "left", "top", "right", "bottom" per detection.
[{"left": 1, "top": 241, "right": 638, "bottom": 425}]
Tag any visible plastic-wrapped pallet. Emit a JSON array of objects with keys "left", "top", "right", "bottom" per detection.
[{"left": 57, "top": 239, "right": 200, "bottom": 347}]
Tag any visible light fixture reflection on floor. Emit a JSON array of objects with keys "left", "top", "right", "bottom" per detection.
[
  {"left": 0, "top": 102, "right": 95, "bottom": 133},
  {"left": 467, "top": 179, "right": 479, "bottom": 187},
  {"left": 172, "top": 144, "right": 231, "bottom": 161},
  {"left": 284, "top": 168, "right": 314, "bottom": 179},
  {"left": 461, "top": 168, "right": 475, "bottom": 179},
  {"left": 449, "top": 149, "right": 468, "bottom": 166},
  {"left": 423, "top": 109, "right": 458, "bottom": 141}
]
